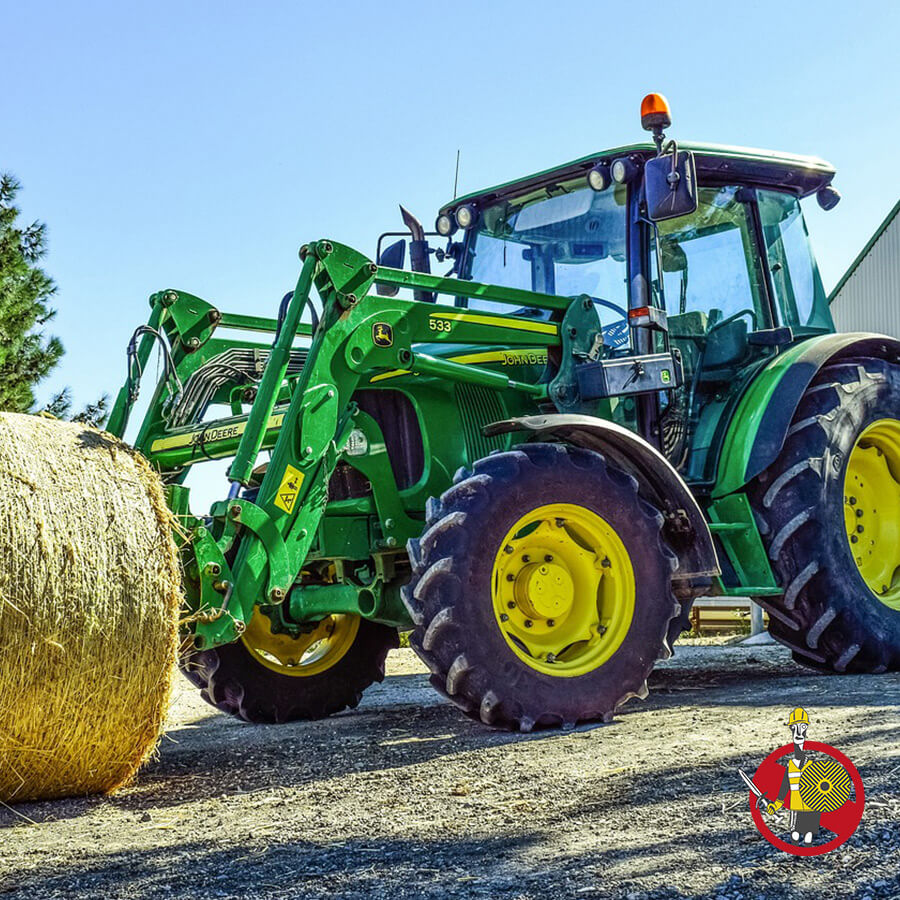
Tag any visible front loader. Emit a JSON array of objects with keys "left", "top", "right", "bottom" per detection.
[{"left": 106, "top": 94, "right": 900, "bottom": 731}]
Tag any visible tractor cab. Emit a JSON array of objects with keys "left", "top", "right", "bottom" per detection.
[{"left": 432, "top": 95, "right": 839, "bottom": 485}]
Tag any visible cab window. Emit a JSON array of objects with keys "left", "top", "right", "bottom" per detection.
[
  {"left": 757, "top": 190, "right": 832, "bottom": 331},
  {"left": 654, "top": 185, "right": 769, "bottom": 336}
]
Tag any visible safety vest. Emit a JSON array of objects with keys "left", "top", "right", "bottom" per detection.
[{"left": 786, "top": 757, "right": 813, "bottom": 812}]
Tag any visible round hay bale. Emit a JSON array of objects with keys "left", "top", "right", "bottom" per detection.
[{"left": 0, "top": 412, "right": 181, "bottom": 803}]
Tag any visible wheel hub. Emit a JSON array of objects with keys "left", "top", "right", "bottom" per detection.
[
  {"left": 844, "top": 418, "right": 900, "bottom": 611},
  {"left": 492, "top": 502, "right": 636, "bottom": 676},
  {"left": 241, "top": 610, "right": 360, "bottom": 676},
  {"left": 514, "top": 561, "right": 575, "bottom": 619}
]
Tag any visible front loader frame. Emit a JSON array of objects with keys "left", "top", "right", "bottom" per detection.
[{"left": 109, "top": 240, "right": 589, "bottom": 651}]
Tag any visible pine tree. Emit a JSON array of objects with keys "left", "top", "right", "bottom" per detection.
[
  {"left": 0, "top": 173, "right": 63, "bottom": 412},
  {"left": 41, "top": 388, "right": 109, "bottom": 428}
]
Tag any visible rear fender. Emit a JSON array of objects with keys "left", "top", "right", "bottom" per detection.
[
  {"left": 484, "top": 414, "right": 719, "bottom": 580},
  {"left": 713, "top": 332, "right": 900, "bottom": 498}
]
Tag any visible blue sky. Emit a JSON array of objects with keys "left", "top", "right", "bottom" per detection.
[{"left": 5, "top": 0, "right": 899, "bottom": 414}]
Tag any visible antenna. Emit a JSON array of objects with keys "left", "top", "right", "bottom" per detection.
[{"left": 453, "top": 149, "right": 460, "bottom": 200}]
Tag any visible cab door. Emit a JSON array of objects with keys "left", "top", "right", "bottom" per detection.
[{"left": 650, "top": 185, "right": 776, "bottom": 483}]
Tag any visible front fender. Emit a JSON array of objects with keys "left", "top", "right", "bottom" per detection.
[
  {"left": 484, "top": 414, "right": 719, "bottom": 579},
  {"left": 713, "top": 332, "right": 900, "bottom": 498}
]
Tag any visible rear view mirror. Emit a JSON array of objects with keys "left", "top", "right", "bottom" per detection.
[
  {"left": 375, "top": 239, "right": 406, "bottom": 297},
  {"left": 644, "top": 149, "right": 698, "bottom": 222}
]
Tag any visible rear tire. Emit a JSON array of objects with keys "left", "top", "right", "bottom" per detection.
[
  {"left": 181, "top": 615, "right": 398, "bottom": 723},
  {"left": 402, "top": 443, "right": 680, "bottom": 731},
  {"left": 748, "top": 358, "right": 900, "bottom": 672}
]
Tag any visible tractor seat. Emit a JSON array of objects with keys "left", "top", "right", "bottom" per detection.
[{"left": 697, "top": 318, "right": 748, "bottom": 382}]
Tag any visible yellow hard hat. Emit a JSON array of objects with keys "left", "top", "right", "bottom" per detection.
[{"left": 787, "top": 707, "right": 810, "bottom": 727}]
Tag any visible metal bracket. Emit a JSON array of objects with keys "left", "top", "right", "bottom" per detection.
[{"left": 548, "top": 295, "right": 602, "bottom": 412}]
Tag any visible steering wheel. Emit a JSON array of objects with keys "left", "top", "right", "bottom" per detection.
[
  {"left": 707, "top": 308, "right": 757, "bottom": 334},
  {"left": 586, "top": 297, "right": 630, "bottom": 351},
  {"left": 591, "top": 297, "right": 629, "bottom": 320}
]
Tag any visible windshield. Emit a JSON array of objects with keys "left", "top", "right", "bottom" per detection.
[{"left": 462, "top": 181, "right": 630, "bottom": 347}]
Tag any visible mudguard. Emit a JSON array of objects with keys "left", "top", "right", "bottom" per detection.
[
  {"left": 484, "top": 414, "right": 719, "bottom": 579},
  {"left": 713, "top": 332, "right": 900, "bottom": 498}
]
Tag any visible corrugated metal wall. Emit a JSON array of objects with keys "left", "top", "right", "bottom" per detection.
[{"left": 831, "top": 204, "right": 900, "bottom": 336}]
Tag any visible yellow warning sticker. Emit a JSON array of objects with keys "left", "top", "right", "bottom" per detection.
[{"left": 273, "top": 464, "right": 305, "bottom": 515}]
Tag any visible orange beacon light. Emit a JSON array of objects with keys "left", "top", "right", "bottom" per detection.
[{"left": 641, "top": 93, "right": 672, "bottom": 132}]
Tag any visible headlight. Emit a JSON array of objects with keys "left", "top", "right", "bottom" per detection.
[
  {"left": 435, "top": 213, "right": 456, "bottom": 236},
  {"left": 455, "top": 204, "right": 477, "bottom": 229},
  {"left": 588, "top": 163, "right": 611, "bottom": 192}
]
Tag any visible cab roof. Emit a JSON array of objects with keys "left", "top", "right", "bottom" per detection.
[{"left": 439, "top": 142, "right": 835, "bottom": 214}]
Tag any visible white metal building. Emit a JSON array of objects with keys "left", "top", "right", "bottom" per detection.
[{"left": 830, "top": 199, "right": 900, "bottom": 334}]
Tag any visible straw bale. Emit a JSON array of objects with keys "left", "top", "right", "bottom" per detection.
[{"left": 0, "top": 413, "right": 180, "bottom": 802}]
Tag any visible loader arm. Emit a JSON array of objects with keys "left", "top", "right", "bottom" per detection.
[{"left": 142, "top": 241, "right": 575, "bottom": 650}]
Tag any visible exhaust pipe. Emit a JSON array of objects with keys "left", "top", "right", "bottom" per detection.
[{"left": 399, "top": 205, "right": 434, "bottom": 303}]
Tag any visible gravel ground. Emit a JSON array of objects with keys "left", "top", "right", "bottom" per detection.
[{"left": 1, "top": 640, "right": 898, "bottom": 900}]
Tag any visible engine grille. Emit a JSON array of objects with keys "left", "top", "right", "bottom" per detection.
[{"left": 454, "top": 383, "right": 508, "bottom": 464}]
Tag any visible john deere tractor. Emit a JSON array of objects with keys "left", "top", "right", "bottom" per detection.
[{"left": 107, "top": 94, "right": 900, "bottom": 730}]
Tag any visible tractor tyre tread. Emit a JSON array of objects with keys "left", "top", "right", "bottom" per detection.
[
  {"left": 748, "top": 358, "right": 900, "bottom": 673},
  {"left": 179, "top": 619, "right": 398, "bottom": 723},
  {"left": 402, "top": 442, "right": 680, "bottom": 731}
]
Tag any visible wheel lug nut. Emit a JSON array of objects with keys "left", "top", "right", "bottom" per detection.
[
  {"left": 857, "top": 524, "right": 864, "bottom": 533},
  {"left": 507, "top": 601, "right": 516, "bottom": 609},
  {"left": 504, "top": 545, "right": 514, "bottom": 554},
  {"left": 856, "top": 508, "right": 864, "bottom": 518},
  {"left": 851, "top": 535, "right": 859, "bottom": 543},
  {"left": 849, "top": 496, "right": 857, "bottom": 506},
  {"left": 547, "top": 619, "right": 555, "bottom": 627},
  {"left": 524, "top": 619, "right": 533, "bottom": 628},
  {"left": 601, "top": 557, "right": 611, "bottom": 568},
  {"left": 500, "top": 613, "right": 509, "bottom": 622},
  {"left": 522, "top": 555, "right": 530, "bottom": 563},
  {"left": 506, "top": 573, "right": 515, "bottom": 582},
  {"left": 544, "top": 554, "right": 553, "bottom": 562}
]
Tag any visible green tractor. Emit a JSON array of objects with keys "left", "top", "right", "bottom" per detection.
[{"left": 107, "top": 94, "right": 900, "bottom": 730}]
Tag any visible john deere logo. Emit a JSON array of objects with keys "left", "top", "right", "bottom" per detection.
[{"left": 373, "top": 323, "right": 393, "bottom": 347}]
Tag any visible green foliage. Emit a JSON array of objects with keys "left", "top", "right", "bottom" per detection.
[
  {"left": 41, "top": 388, "right": 110, "bottom": 429},
  {"left": 0, "top": 173, "right": 63, "bottom": 412}
]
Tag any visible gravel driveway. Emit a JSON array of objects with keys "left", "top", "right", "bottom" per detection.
[{"left": 2, "top": 640, "right": 898, "bottom": 899}]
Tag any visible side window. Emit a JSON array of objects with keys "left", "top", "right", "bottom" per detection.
[
  {"left": 757, "top": 190, "right": 831, "bottom": 330},
  {"left": 654, "top": 185, "right": 768, "bottom": 335}
]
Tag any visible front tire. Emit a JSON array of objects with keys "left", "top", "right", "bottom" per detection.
[
  {"left": 748, "top": 358, "right": 900, "bottom": 672},
  {"left": 181, "top": 612, "right": 398, "bottom": 723},
  {"left": 402, "top": 443, "right": 680, "bottom": 731}
]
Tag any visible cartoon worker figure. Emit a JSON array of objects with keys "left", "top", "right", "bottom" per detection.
[
  {"left": 765, "top": 707, "right": 821, "bottom": 844},
  {"left": 740, "top": 707, "right": 861, "bottom": 853}
]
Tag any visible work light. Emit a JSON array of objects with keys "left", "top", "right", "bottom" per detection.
[
  {"left": 455, "top": 204, "right": 477, "bottom": 229},
  {"left": 612, "top": 157, "right": 639, "bottom": 185},
  {"left": 588, "top": 163, "right": 611, "bottom": 192},
  {"left": 436, "top": 213, "right": 456, "bottom": 236}
]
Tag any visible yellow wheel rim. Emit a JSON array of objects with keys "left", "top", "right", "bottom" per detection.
[
  {"left": 241, "top": 610, "right": 360, "bottom": 677},
  {"left": 844, "top": 418, "right": 900, "bottom": 611},
  {"left": 491, "top": 502, "right": 636, "bottom": 677}
]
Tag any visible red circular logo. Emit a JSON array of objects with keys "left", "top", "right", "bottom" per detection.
[{"left": 748, "top": 741, "right": 865, "bottom": 856}]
